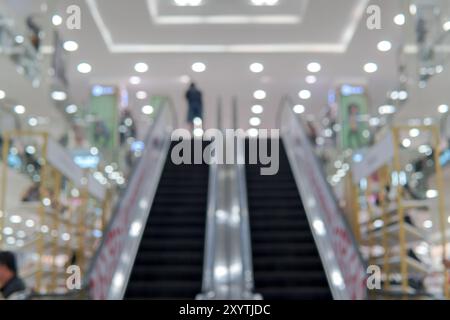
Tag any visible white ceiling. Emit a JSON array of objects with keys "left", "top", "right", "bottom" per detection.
[{"left": 1, "top": 0, "right": 450, "bottom": 134}]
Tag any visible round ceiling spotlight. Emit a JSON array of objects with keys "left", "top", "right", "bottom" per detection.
[
  {"left": 307, "top": 62, "right": 321, "bottom": 73},
  {"left": 174, "top": 0, "right": 203, "bottom": 6},
  {"left": 142, "top": 105, "right": 154, "bottom": 115},
  {"left": 136, "top": 91, "right": 148, "bottom": 100},
  {"left": 52, "top": 15, "right": 63, "bottom": 26},
  {"left": 192, "top": 62, "right": 206, "bottom": 73},
  {"left": 364, "top": 62, "right": 378, "bottom": 73},
  {"left": 0, "top": 90, "right": 5, "bottom": 100},
  {"left": 378, "top": 105, "right": 396, "bottom": 115},
  {"left": 253, "top": 90, "right": 266, "bottom": 100},
  {"left": 129, "top": 76, "right": 141, "bottom": 85},
  {"left": 250, "top": 63, "right": 264, "bottom": 73},
  {"left": 247, "top": 128, "right": 259, "bottom": 138},
  {"left": 66, "top": 104, "right": 78, "bottom": 114},
  {"left": 438, "top": 104, "right": 449, "bottom": 114},
  {"left": 443, "top": 21, "right": 450, "bottom": 31},
  {"left": 51, "top": 90, "right": 67, "bottom": 101},
  {"left": 77, "top": 63, "right": 92, "bottom": 74},
  {"left": 251, "top": 105, "right": 264, "bottom": 114},
  {"left": 134, "top": 62, "right": 149, "bottom": 73},
  {"left": 14, "top": 105, "right": 26, "bottom": 115},
  {"left": 377, "top": 40, "right": 392, "bottom": 52},
  {"left": 251, "top": 0, "right": 279, "bottom": 6},
  {"left": 293, "top": 105, "right": 305, "bottom": 114},
  {"left": 63, "top": 41, "right": 79, "bottom": 52},
  {"left": 394, "top": 14, "right": 406, "bottom": 26},
  {"left": 298, "top": 90, "right": 311, "bottom": 100},
  {"left": 249, "top": 117, "right": 261, "bottom": 126},
  {"left": 305, "top": 75, "right": 317, "bottom": 84}
]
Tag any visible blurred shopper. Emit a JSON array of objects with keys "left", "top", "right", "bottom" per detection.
[
  {"left": 0, "top": 251, "right": 27, "bottom": 299},
  {"left": 185, "top": 83, "right": 203, "bottom": 131},
  {"left": 26, "top": 15, "right": 42, "bottom": 51},
  {"left": 306, "top": 120, "right": 318, "bottom": 146}
]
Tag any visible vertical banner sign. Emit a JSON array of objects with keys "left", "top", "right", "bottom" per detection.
[
  {"left": 89, "top": 86, "right": 119, "bottom": 163},
  {"left": 338, "top": 85, "right": 370, "bottom": 151}
]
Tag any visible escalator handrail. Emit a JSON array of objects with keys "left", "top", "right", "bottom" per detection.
[
  {"left": 198, "top": 101, "right": 221, "bottom": 298},
  {"left": 277, "top": 95, "right": 368, "bottom": 300},
  {"left": 236, "top": 136, "right": 258, "bottom": 298},
  {"left": 198, "top": 160, "right": 219, "bottom": 297},
  {"left": 84, "top": 97, "right": 176, "bottom": 298}
]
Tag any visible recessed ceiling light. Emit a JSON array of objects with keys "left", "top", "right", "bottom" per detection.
[
  {"left": 0, "top": 90, "right": 5, "bottom": 100},
  {"left": 28, "top": 117, "right": 38, "bottom": 127},
  {"left": 192, "top": 62, "right": 206, "bottom": 73},
  {"left": 250, "top": 63, "right": 264, "bottom": 73},
  {"left": 251, "top": 105, "right": 263, "bottom": 114},
  {"left": 14, "top": 105, "right": 26, "bottom": 114},
  {"left": 305, "top": 75, "right": 317, "bottom": 84},
  {"left": 136, "top": 91, "right": 148, "bottom": 100},
  {"left": 66, "top": 104, "right": 78, "bottom": 114},
  {"left": 443, "top": 21, "right": 450, "bottom": 31},
  {"left": 247, "top": 128, "right": 259, "bottom": 137},
  {"left": 63, "top": 41, "right": 79, "bottom": 52},
  {"left": 249, "top": 117, "right": 261, "bottom": 126},
  {"left": 402, "top": 138, "right": 411, "bottom": 148},
  {"left": 298, "top": 90, "right": 311, "bottom": 100},
  {"left": 438, "top": 104, "right": 449, "bottom": 113},
  {"left": 77, "top": 63, "right": 92, "bottom": 74},
  {"left": 142, "top": 105, "right": 154, "bottom": 115},
  {"left": 251, "top": 0, "right": 279, "bottom": 6},
  {"left": 293, "top": 105, "right": 305, "bottom": 114},
  {"left": 390, "top": 91, "right": 399, "bottom": 100},
  {"left": 15, "top": 35, "right": 24, "bottom": 44},
  {"left": 423, "top": 220, "right": 433, "bottom": 229},
  {"left": 409, "top": 128, "right": 420, "bottom": 138},
  {"left": 253, "top": 90, "right": 266, "bottom": 100},
  {"left": 193, "top": 117, "right": 203, "bottom": 126},
  {"left": 377, "top": 40, "right": 392, "bottom": 52},
  {"left": 129, "top": 76, "right": 141, "bottom": 85},
  {"left": 378, "top": 105, "right": 396, "bottom": 115},
  {"left": 410, "top": 4, "right": 417, "bottom": 15},
  {"left": 51, "top": 91, "right": 67, "bottom": 101},
  {"left": 174, "top": 0, "right": 203, "bottom": 6},
  {"left": 193, "top": 128, "right": 204, "bottom": 137},
  {"left": 52, "top": 14, "right": 63, "bottom": 26},
  {"left": 307, "top": 62, "right": 321, "bottom": 73},
  {"left": 364, "top": 62, "right": 378, "bottom": 73},
  {"left": 134, "top": 62, "right": 149, "bottom": 73},
  {"left": 426, "top": 190, "right": 438, "bottom": 199},
  {"left": 394, "top": 14, "right": 406, "bottom": 26},
  {"left": 398, "top": 90, "right": 408, "bottom": 101}
]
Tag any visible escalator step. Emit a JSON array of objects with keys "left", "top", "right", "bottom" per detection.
[
  {"left": 124, "top": 141, "right": 209, "bottom": 300},
  {"left": 247, "top": 139, "right": 332, "bottom": 300}
]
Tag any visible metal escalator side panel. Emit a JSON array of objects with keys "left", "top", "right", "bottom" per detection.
[
  {"left": 87, "top": 106, "right": 174, "bottom": 300},
  {"left": 280, "top": 101, "right": 368, "bottom": 300}
]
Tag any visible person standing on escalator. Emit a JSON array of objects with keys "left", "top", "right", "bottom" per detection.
[{"left": 185, "top": 82, "right": 203, "bottom": 132}]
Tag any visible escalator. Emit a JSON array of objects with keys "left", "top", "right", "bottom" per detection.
[
  {"left": 125, "top": 141, "right": 209, "bottom": 299},
  {"left": 246, "top": 139, "right": 332, "bottom": 300}
]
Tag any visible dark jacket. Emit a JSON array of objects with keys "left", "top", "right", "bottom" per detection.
[{"left": 1, "top": 276, "right": 26, "bottom": 299}]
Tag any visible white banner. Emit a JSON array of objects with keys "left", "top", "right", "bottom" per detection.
[
  {"left": 351, "top": 132, "right": 394, "bottom": 183},
  {"left": 46, "top": 139, "right": 106, "bottom": 201}
]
